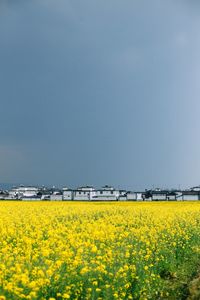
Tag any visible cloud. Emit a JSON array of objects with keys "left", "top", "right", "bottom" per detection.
[
  {"left": 0, "top": 144, "right": 27, "bottom": 182},
  {"left": 1, "top": 0, "right": 200, "bottom": 188}
]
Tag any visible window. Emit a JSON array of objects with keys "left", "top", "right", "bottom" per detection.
[
  {"left": 100, "top": 191, "right": 103, "bottom": 194},
  {"left": 111, "top": 191, "right": 114, "bottom": 194}
]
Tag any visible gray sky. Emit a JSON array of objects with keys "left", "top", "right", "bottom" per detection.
[{"left": 0, "top": 0, "right": 200, "bottom": 189}]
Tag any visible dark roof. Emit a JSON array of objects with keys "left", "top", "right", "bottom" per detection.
[
  {"left": 96, "top": 189, "right": 117, "bottom": 192},
  {"left": 167, "top": 191, "right": 177, "bottom": 196},
  {"left": 101, "top": 185, "right": 114, "bottom": 189},
  {"left": 151, "top": 190, "right": 169, "bottom": 195},
  {"left": 52, "top": 192, "right": 62, "bottom": 195},
  {"left": 0, "top": 191, "right": 9, "bottom": 195},
  {"left": 190, "top": 186, "right": 200, "bottom": 190},
  {"left": 182, "top": 191, "right": 200, "bottom": 195},
  {"left": 77, "top": 186, "right": 94, "bottom": 189}
]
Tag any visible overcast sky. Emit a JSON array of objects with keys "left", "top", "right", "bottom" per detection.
[{"left": 0, "top": 0, "right": 200, "bottom": 189}]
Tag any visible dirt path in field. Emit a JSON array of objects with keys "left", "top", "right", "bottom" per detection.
[{"left": 186, "top": 272, "right": 200, "bottom": 300}]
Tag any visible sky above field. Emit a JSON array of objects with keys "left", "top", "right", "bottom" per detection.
[{"left": 0, "top": 0, "right": 200, "bottom": 190}]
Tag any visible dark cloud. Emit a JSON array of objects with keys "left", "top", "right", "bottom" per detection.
[{"left": 0, "top": 0, "right": 200, "bottom": 188}]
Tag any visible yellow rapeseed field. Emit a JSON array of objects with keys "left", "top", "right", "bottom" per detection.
[{"left": 1, "top": 202, "right": 200, "bottom": 300}]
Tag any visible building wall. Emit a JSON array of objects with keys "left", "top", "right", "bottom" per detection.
[
  {"left": 63, "top": 191, "right": 73, "bottom": 200},
  {"left": 21, "top": 198, "right": 41, "bottom": 201},
  {"left": 9, "top": 190, "right": 18, "bottom": 199},
  {"left": 167, "top": 195, "right": 177, "bottom": 200},
  {"left": 74, "top": 195, "right": 90, "bottom": 200},
  {"left": 95, "top": 190, "right": 119, "bottom": 200},
  {"left": 182, "top": 195, "right": 199, "bottom": 201},
  {"left": 152, "top": 194, "right": 167, "bottom": 201},
  {"left": 136, "top": 193, "right": 143, "bottom": 200},
  {"left": 41, "top": 195, "right": 50, "bottom": 200},
  {"left": 118, "top": 196, "right": 127, "bottom": 201},
  {"left": 73, "top": 191, "right": 96, "bottom": 200},
  {"left": 50, "top": 195, "right": 63, "bottom": 201},
  {"left": 126, "top": 193, "right": 137, "bottom": 200},
  {"left": 93, "top": 195, "right": 117, "bottom": 201}
]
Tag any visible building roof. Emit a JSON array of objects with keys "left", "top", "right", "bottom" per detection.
[
  {"left": 182, "top": 190, "right": 200, "bottom": 195},
  {"left": 77, "top": 186, "right": 94, "bottom": 190}
]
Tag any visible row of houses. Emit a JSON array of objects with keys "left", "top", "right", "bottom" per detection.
[
  {"left": 1, "top": 185, "right": 200, "bottom": 201},
  {"left": 0, "top": 185, "right": 140, "bottom": 201}
]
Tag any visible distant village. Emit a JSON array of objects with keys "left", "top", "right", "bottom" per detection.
[{"left": 1, "top": 185, "right": 200, "bottom": 201}]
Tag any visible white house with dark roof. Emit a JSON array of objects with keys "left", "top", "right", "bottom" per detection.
[
  {"left": 50, "top": 191, "right": 63, "bottom": 201},
  {"left": 190, "top": 186, "right": 200, "bottom": 192},
  {"left": 41, "top": 194, "right": 51, "bottom": 200},
  {"left": 181, "top": 190, "right": 200, "bottom": 201},
  {"left": 136, "top": 192, "right": 144, "bottom": 201},
  {"left": 8, "top": 187, "right": 19, "bottom": 199},
  {"left": 166, "top": 191, "right": 177, "bottom": 201},
  {"left": 73, "top": 186, "right": 96, "bottom": 201},
  {"left": 93, "top": 185, "right": 119, "bottom": 201},
  {"left": 151, "top": 190, "right": 168, "bottom": 201},
  {"left": 118, "top": 190, "right": 128, "bottom": 201},
  {"left": 126, "top": 191, "right": 137, "bottom": 201},
  {"left": 9, "top": 186, "right": 39, "bottom": 200},
  {"left": 0, "top": 191, "right": 9, "bottom": 200},
  {"left": 63, "top": 188, "right": 73, "bottom": 200}
]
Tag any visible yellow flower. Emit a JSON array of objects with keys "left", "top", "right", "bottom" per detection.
[
  {"left": 0, "top": 201, "right": 200, "bottom": 299},
  {"left": 91, "top": 245, "right": 97, "bottom": 253}
]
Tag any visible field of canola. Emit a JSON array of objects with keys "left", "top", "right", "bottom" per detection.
[{"left": 1, "top": 202, "right": 200, "bottom": 300}]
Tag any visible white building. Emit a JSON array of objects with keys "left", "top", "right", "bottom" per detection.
[
  {"left": 74, "top": 186, "right": 96, "bottom": 201},
  {"left": 166, "top": 192, "right": 177, "bottom": 201},
  {"left": 181, "top": 191, "right": 199, "bottom": 201},
  {"left": 9, "top": 187, "right": 19, "bottom": 199},
  {"left": 0, "top": 191, "right": 9, "bottom": 200},
  {"left": 119, "top": 190, "right": 127, "bottom": 196},
  {"left": 63, "top": 188, "right": 73, "bottom": 200},
  {"left": 118, "top": 194, "right": 127, "bottom": 201},
  {"left": 9, "top": 186, "right": 39, "bottom": 199},
  {"left": 190, "top": 186, "right": 200, "bottom": 192},
  {"left": 41, "top": 194, "right": 50, "bottom": 200},
  {"left": 50, "top": 191, "right": 63, "bottom": 201},
  {"left": 126, "top": 192, "right": 137, "bottom": 201},
  {"left": 151, "top": 191, "right": 167, "bottom": 201},
  {"left": 135, "top": 192, "right": 143, "bottom": 201},
  {"left": 176, "top": 191, "right": 183, "bottom": 201},
  {"left": 94, "top": 186, "right": 119, "bottom": 201}
]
